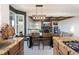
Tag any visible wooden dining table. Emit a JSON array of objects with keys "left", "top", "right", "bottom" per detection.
[{"left": 27, "top": 35, "right": 53, "bottom": 48}]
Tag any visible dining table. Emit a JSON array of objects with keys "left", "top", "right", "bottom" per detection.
[{"left": 27, "top": 35, "right": 53, "bottom": 48}]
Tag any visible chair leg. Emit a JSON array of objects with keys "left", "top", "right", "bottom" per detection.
[
  {"left": 38, "top": 45, "right": 40, "bottom": 49},
  {"left": 49, "top": 46, "right": 51, "bottom": 49},
  {"left": 43, "top": 42, "right": 44, "bottom": 50},
  {"left": 38, "top": 42, "right": 40, "bottom": 49},
  {"left": 31, "top": 44, "right": 33, "bottom": 49},
  {"left": 42, "top": 40, "right": 51, "bottom": 49},
  {"left": 32, "top": 46, "right": 33, "bottom": 49}
]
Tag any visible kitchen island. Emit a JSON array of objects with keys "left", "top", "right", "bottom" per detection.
[
  {"left": 0, "top": 37, "right": 24, "bottom": 55},
  {"left": 53, "top": 37, "right": 79, "bottom": 55}
]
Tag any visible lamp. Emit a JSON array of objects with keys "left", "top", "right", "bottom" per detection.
[{"left": 32, "top": 5, "right": 46, "bottom": 20}]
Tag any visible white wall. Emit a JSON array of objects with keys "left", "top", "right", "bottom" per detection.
[
  {"left": 0, "top": 4, "right": 9, "bottom": 36},
  {"left": 58, "top": 17, "right": 79, "bottom": 36},
  {"left": 0, "top": 5, "right": 1, "bottom": 31},
  {"left": 0, "top": 4, "right": 9, "bottom": 30},
  {"left": 1, "top": 5, "right": 9, "bottom": 25},
  {"left": 34, "top": 21, "right": 41, "bottom": 29},
  {"left": 28, "top": 17, "right": 36, "bottom": 29},
  {"left": 27, "top": 17, "right": 41, "bottom": 34}
]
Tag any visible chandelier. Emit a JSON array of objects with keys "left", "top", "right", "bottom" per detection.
[{"left": 32, "top": 5, "right": 46, "bottom": 20}]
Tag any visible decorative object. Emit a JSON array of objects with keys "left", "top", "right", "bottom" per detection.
[{"left": 1, "top": 24, "right": 15, "bottom": 39}]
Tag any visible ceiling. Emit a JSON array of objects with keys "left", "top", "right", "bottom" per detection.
[{"left": 11, "top": 4, "right": 79, "bottom": 16}]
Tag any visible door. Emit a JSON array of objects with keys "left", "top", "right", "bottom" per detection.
[
  {"left": 16, "top": 14, "right": 24, "bottom": 36},
  {"left": 9, "top": 11, "right": 17, "bottom": 36}
]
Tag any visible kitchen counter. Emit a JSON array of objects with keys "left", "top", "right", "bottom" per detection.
[
  {"left": 0, "top": 37, "right": 24, "bottom": 55},
  {"left": 53, "top": 37, "right": 79, "bottom": 55}
]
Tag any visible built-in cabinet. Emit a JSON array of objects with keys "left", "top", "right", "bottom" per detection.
[
  {"left": 9, "top": 39, "right": 24, "bottom": 55},
  {"left": 2, "top": 52, "right": 8, "bottom": 55},
  {"left": 53, "top": 38, "right": 70, "bottom": 55},
  {"left": 41, "top": 21, "right": 60, "bottom": 35},
  {"left": 2, "top": 39, "right": 24, "bottom": 55},
  {"left": 53, "top": 37, "right": 78, "bottom": 55},
  {"left": 9, "top": 43, "right": 20, "bottom": 55},
  {"left": 52, "top": 21, "right": 60, "bottom": 35},
  {"left": 41, "top": 21, "right": 52, "bottom": 33},
  {"left": 53, "top": 38, "right": 59, "bottom": 55}
]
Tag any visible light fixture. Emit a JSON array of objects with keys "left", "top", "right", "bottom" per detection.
[
  {"left": 32, "top": 5, "right": 46, "bottom": 20},
  {"left": 70, "top": 26, "right": 75, "bottom": 33}
]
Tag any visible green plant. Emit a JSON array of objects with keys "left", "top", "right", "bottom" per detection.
[{"left": 39, "top": 29, "right": 42, "bottom": 32}]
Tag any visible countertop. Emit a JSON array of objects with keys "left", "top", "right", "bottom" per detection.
[
  {"left": 0, "top": 37, "right": 24, "bottom": 55},
  {"left": 53, "top": 37, "right": 79, "bottom": 55}
]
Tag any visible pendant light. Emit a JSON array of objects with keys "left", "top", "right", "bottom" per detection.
[{"left": 32, "top": 5, "right": 46, "bottom": 20}]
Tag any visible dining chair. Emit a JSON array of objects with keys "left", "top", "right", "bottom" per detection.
[
  {"left": 31, "top": 33, "right": 40, "bottom": 49},
  {"left": 42, "top": 33, "right": 52, "bottom": 49}
]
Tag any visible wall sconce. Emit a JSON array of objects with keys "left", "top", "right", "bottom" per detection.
[{"left": 70, "top": 26, "right": 75, "bottom": 33}]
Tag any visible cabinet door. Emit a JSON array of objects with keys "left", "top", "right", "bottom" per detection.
[
  {"left": 18, "top": 39, "right": 24, "bottom": 55},
  {"left": 2, "top": 52, "right": 8, "bottom": 55},
  {"left": 59, "top": 44, "right": 69, "bottom": 55},
  {"left": 19, "top": 39, "right": 24, "bottom": 51},
  {"left": 53, "top": 40, "right": 59, "bottom": 55},
  {"left": 9, "top": 43, "right": 19, "bottom": 55}
]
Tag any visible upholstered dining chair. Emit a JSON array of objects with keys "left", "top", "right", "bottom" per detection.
[
  {"left": 31, "top": 33, "right": 40, "bottom": 49},
  {"left": 42, "top": 33, "right": 52, "bottom": 49}
]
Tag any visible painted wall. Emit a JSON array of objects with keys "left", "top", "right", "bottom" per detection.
[
  {"left": 0, "top": 5, "right": 1, "bottom": 31},
  {"left": 0, "top": 4, "right": 9, "bottom": 36},
  {"left": 58, "top": 17, "right": 79, "bottom": 36},
  {"left": 0, "top": 4, "right": 9, "bottom": 30},
  {"left": 27, "top": 17, "right": 41, "bottom": 35},
  {"left": 28, "top": 17, "right": 36, "bottom": 29}
]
